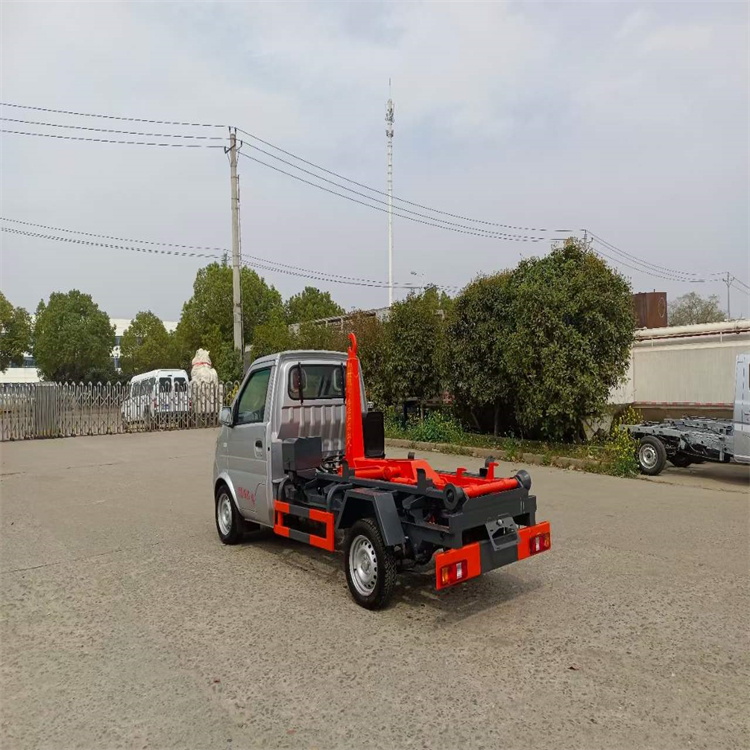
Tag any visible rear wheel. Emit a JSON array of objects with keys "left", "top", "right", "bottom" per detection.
[
  {"left": 215, "top": 486, "right": 244, "bottom": 544},
  {"left": 344, "top": 518, "right": 397, "bottom": 610},
  {"left": 638, "top": 436, "right": 667, "bottom": 476}
]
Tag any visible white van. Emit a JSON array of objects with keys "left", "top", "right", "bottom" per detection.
[{"left": 122, "top": 369, "right": 190, "bottom": 424}]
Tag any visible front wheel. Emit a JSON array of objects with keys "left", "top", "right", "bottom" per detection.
[
  {"left": 638, "top": 436, "right": 667, "bottom": 476},
  {"left": 344, "top": 518, "right": 397, "bottom": 610},
  {"left": 215, "top": 487, "right": 244, "bottom": 544}
]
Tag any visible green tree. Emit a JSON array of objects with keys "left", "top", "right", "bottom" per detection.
[
  {"left": 668, "top": 292, "right": 726, "bottom": 326},
  {"left": 0, "top": 291, "right": 32, "bottom": 371},
  {"left": 348, "top": 312, "right": 390, "bottom": 405},
  {"left": 200, "top": 325, "right": 243, "bottom": 382},
  {"left": 386, "top": 287, "right": 446, "bottom": 412},
  {"left": 447, "top": 239, "right": 635, "bottom": 441},
  {"left": 293, "top": 321, "right": 347, "bottom": 352},
  {"left": 445, "top": 272, "right": 514, "bottom": 435},
  {"left": 175, "top": 262, "right": 283, "bottom": 366},
  {"left": 250, "top": 309, "right": 294, "bottom": 362},
  {"left": 285, "top": 286, "right": 344, "bottom": 324},
  {"left": 34, "top": 290, "right": 115, "bottom": 382},
  {"left": 119, "top": 311, "right": 178, "bottom": 377}
]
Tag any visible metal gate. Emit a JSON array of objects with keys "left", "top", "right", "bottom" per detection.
[{"left": 0, "top": 381, "right": 239, "bottom": 441}]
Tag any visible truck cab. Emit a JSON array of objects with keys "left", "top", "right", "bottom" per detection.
[
  {"left": 733, "top": 354, "right": 750, "bottom": 463},
  {"left": 214, "top": 350, "right": 364, "bottom": 527}
]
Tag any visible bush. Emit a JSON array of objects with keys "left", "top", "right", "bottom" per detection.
[
  {"left": 407, "top": 411, "right": 465, "bottom": 444},
  {"left": 602, "top": 406, "right": 641, "bottom": 476},
  {"left": 382, "top": 406, "right": 405, "bottom": 437},
  {"left": 383, "top": 409, "right": 465, "bottom": 445}
]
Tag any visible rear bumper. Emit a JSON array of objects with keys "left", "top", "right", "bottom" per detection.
[{"left": 434, "top": 520, "right": 551, "bottom": 590}]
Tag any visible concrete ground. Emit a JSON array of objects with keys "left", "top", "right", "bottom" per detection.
[{"left": 1, "top": 430, "right": 748, "bottom": 750}]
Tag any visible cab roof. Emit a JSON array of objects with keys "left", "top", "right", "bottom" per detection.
[{"left": 249, "top": 349, "right": 348, "bottom": 369}]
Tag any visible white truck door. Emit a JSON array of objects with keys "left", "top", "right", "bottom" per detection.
[
  {"left": 226, "top": 366, "right": 274, "bottom": 521},
  {"left": 733, "top": 354, "right": 750, "bottom": 463}
]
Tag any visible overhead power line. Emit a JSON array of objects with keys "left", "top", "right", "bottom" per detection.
[
  {"left": 0, "top": 129, "right": 224, "bottom": 148},
  {"left": 0, "top": 117, "right": 225, "bottom": 140},
  {"left": 1, "top": 226, "right": 221, "bottom": 260},
  {"left": 587, "top": 231, "right": 703, "bottom": 281},
  {"left": 2, "top": 101, "right": 736, "bottom": 290},
  {"left": 588, "top": 240, "right": 703, "bottom": 283},
  {"left": 235, "top": 127, "right": 573, "bottom": 234},
  {"left": 0, "top": 217, "right": 417, "bottom": 286},
  {"left": 0, "top": 101, "right": 224, "bottom": 128},
  {"left": 1, "top": 217, "right": 228, "bottom": 251},
  {"left": 0, "top": 222, "right": 439, "bottom": 290},
  {"left": 238, "top": 151, "right": 551, "bottom": 244},
  {"left": 239, "top": 139, "right": 552, "bottom": 241},
  {"left": 238, "top": 257, "right": 432, "bottom": 290}
]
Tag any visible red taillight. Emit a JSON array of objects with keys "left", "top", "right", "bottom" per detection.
[
  {"left": 439, "top": 559, "right": 468, "bottom": 587},
  {"left": 153, "top": 398, "right": 157, "bottom": 408},
  {"left": 529, "top": 532, "right": 551, "bottom": 556}
]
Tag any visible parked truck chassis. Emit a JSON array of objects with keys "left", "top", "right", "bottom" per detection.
[{"left": 628, "top": 418, "right": 734, "bottom": 475}]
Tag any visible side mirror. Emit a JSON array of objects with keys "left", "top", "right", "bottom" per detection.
[{"left": 219, "top": 406, "right": 233, "bottom": 427}]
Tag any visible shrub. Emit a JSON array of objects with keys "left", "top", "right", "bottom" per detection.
[
  {"left": 602, "top": 406, "right": 641, "bottom": 476},
  {"left": 407, "top": 411, "right": 465, "bottom": 445}
]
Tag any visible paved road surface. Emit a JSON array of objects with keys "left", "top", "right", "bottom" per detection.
[{"left": 1, "top": 430, "right": 748, "bottom": 749}]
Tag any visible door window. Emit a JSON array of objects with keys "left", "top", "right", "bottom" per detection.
[
  {"left": 159, "top": 377, "right": 172, "bottom": 393},
  {"left": 174, "top": 377, "right": 188, "bottom": 393},
  {"left": 235, "top": 368, "right": 272, "bottom": 425}
]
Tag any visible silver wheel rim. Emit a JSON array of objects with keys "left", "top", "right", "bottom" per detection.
[
  {"left": 349, "top": 535, "right": 378, "bottom": 596},
  {"left": 217, "top": 494, "right": 233, "bottom": 536},
  {"left": 640, "top": 444, "right": 657, "bottom": 469}
]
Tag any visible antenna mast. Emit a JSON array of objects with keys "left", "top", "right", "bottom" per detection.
[{"left": 386, "top": 81, "right": 395, "bottom": 306}]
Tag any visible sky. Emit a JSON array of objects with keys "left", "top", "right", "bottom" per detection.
[{"left": 1, "top": 1, "right": 748, "bottom": 321}]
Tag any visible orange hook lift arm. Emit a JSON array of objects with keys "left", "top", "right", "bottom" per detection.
[{"left": 345, "top": 333, "right": 365, "bottom": 464}]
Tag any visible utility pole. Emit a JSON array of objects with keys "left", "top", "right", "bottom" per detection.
[
  {"left": 228, "top": 127, "right": 243, "bottom": 354},
  {"left": 724, "top": 271, "right": 732, "bottom": 320},
  {"left": 386, "top": 82, "right": 395, "bottom": 307}
]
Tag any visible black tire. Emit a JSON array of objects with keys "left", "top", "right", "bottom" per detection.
[
  {"left": 215, "top": 485, "right": 245, "bottom": 544},
  {"left": 638, "top": 436, "right": 667, "bottom": 476},
  {"left": 669, "top": 453, "right": 692, "bottom": 468},
  {"left": 344, "top": 518, "right": 397, "bottom": 610}
]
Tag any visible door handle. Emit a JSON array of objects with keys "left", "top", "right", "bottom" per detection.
[{"left": 255, "top": 440, "right": 263, "bottom": 449}]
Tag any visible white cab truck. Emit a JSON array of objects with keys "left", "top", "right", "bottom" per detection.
[{"left": 628, "top": 354, "right": 750, "bottom": 475}]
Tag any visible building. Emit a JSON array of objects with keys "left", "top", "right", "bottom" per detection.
[
  {"left": 608, "top": 318, "right": 750, "bottom": 419},
  {"left": 288, "top": 307, "right": 390, "bottom": 334},
  {"left": 0, "top": 317, "right": 178, "bottom": 384}
]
